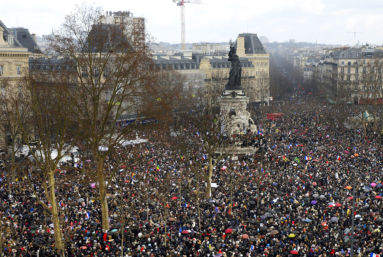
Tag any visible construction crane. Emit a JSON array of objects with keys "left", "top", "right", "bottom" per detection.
[
  {"left": 348, "top": 29, "right": 362, "bottom": 47},
  {"left": 173, "top": 0, "right": 205, "bottom": 50}
]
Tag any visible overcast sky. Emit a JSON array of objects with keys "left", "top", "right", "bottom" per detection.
[{"left": 2, "top": 0, "right": 383, "bottom": 46}]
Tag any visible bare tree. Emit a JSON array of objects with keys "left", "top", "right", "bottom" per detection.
[
  {"left": 17, "top": 74, "right": 77, "bottom": 254},
  {"left": 45, "top": 4, "right": 162, "bottom": 230},
  {"left": 0, "top": 79, "right": 31, "bottom": 186},
  {"left": 171, "top": 87, "right": 242, "bottom": 198},
  {"left": 256, "top": 71, "right": 270, "bottom": 106}
]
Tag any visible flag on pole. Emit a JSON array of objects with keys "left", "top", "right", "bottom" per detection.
[
  {"left": 85, "top": 212, "right": 90, "bottom": 219},
  {"left": 156, "top": 165, "right": 160, "bottom": 171},
  {"left": 337, "top": 156, "right": 341, "bottom": 161}
]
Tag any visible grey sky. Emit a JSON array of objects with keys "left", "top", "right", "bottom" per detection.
[{"left": 2, "top": 0, "right": 383, "bottom": 46}]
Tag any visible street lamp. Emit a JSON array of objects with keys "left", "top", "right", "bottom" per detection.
[
  {"left": 350, "top": 168, "right": 357, "bottom": 257},
  {"left": 229, "top": 163, "right": 237, "bottom": 216}
]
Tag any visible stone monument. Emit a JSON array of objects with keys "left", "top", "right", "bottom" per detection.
[{"left": 219, "top": 41, "right": 257, "bottom": 135}]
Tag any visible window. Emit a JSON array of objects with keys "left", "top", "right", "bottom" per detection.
[
  {"left": 347, "top": 68, "right": 351, "bottom": 74},
  {"left": 0, "top": 65, "right": 3, "bottom": 76},
  {"left": 18, "top": 86, "right": 22, "bottom": 97},
  {"left": 355, "top": 75, "right": 358, "bottom": 81},
  {"left": 347, "top": 76, "right": 350, "bottom": 81},
  {"left": 16, "top": 65, "right": 21, "bottom": 75},
  {"left": 1, "top": 86, "right": 6, "bottom": 97},
  {"left": 81, "top": 67, "right": 88, "bottom": 77},
  {"left": 355, "top": 68, "right": 358, "bottom": 74},
  {"left": 340, "top": 68, "right": 344, "bottom": 73},
  {"left": 93, "top": 67, "right": 99, "bottom": 77},
  {"left": 341, "top": 61, "right": 344, "bottom": 65}
]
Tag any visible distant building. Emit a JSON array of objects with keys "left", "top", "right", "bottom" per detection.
[
  {"left": 100, "top": 11, "right": 145, "bottom": 45},
  {"left": 0, "top": 20, "right": 42, "bottom": 146},
  {"left": 318, "top": 47, "right": 383, "bottom": 102},
  {"left": 259, "top": 36, "right": 269, "bottom": 44},
  {"left": 289, "top": 39, "right": 295, "bottom": 44},
  {"left": 153, "top": 33, "right": 270, "bottom": 106},
  {"left": 192, "top": 43, "right": 220, "bottom": 54}
]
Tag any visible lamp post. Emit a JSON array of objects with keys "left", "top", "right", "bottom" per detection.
[
  {"left": 230, "top": 163, "right": 237, "bottom": 215},
  {"left": 350, "top": 170, "right": 356, "bottom": 257}
]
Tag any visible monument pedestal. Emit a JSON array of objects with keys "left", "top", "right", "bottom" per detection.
[
  {"left": 219, "top": 89, "right": 257, "bottom": 135},
  {"left": 214, "top": 42, "right": 258, "bottom": 158}
]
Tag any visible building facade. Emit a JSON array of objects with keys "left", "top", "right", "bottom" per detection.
[
  {"left": 0, "top": 20, "right": 42, "bottom": 147},
  {"left": 318, "top": 48, "right": 383, "bottom": 101},
  {"left": 100, "top": 11, "right": 145, "bottom": 45},
  {"left": 153, "top": 33, "right": 270, "bottom": 106}
]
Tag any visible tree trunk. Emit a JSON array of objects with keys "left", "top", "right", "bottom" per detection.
[
  {"left": 163, "top": 202, "right": 167, "bottom": 253},
  {"left": 206, "top": 155, "right": 213, "bottom": 198},
  {"left": 10, "top": 144, "right": 16, "bottom": 183},
  {"left": 197, "top": 190, "right": 201, "bottom": 229},
  {"left": 374, "top": 99, "right": 378, "bottom": 132},
  {"left": 48, "top": 172, "right": 64, "bottom": 254},
  {"left": 0, "top": 228, "right": 3, "bottom": 257},
  {"left": 121, "top": 220, "right": 124, "bottom": 257},
  {"left": 98, "top": 161, "right": 109, "bottom": 231},
  {"left": 257, "top": 181, "right": 260, "bottom": 208},
  {"left": 230, "top": 180, "right": 233, "bottom": 216}
]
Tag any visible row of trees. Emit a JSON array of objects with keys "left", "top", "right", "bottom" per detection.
[
  {"left": 0, "top": 5, "right": 256, "bottom": 254},
  {"left": 0, "top": 5, "right": 188, "bottom": 253}
]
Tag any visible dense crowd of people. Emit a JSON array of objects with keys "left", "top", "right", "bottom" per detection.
[{"left": 1, "top": 95, "right": 383, "bottom": 257}]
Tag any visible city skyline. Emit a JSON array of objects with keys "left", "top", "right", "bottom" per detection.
[{"left": 2, "top": 0, "right": 383, "bottom": 46}]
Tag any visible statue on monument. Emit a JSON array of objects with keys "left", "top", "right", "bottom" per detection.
[{"left": 225, "top": 42, "right": 242, "bottom": 90}]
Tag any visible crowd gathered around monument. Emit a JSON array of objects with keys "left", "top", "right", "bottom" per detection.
[{"left": 2, "top": 87, "right": 383, "bottom": 257}]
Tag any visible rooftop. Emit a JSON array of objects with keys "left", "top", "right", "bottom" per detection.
[
  {"left": 234, "top": 33, "right": 267, "bottom": 54},
  {"left": 0, "top": 20, "right": 42, "bottom": 53}
]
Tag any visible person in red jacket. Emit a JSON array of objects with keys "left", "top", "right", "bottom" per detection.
[{"left": 103, "top": 232, "right": 107, "bottom": 242}]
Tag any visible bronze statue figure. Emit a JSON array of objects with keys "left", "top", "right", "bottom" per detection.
[{"left": 225, "top": 44, "right": 242, "bottom": 90}]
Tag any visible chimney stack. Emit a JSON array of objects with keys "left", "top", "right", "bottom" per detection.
[{"left": 31, "top": 33, "right": 37, "bottom": 42}]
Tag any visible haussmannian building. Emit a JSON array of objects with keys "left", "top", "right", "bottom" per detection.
[
  {"left": 318, "top": 47, "right": 383, "bottom": 102},
  {"left": 0, "top": 20, "right": 42, "bottom": 146},
  {"left": 153, "top": 33, "right": 270, "bottom": 106}
]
